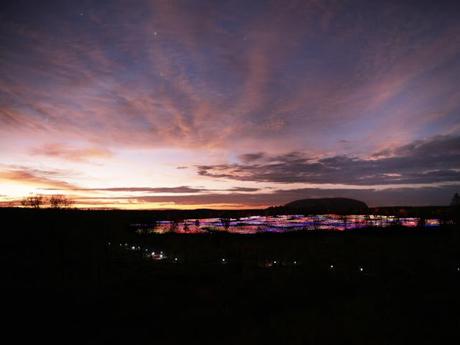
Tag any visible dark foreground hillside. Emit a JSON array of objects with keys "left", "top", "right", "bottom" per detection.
[{"left": 2, "top": 208, "right": 460, "bottom": 344}]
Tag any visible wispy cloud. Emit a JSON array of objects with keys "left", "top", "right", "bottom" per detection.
[
  {"left": 31, "top": 144, "right": 112, "bottom": 162},
  {"left": 0, "top": 167, "right": 77, "bottom": 190},
  {"left": 66, "top": 186, "right": 260, "bottom": 194},
  {"left": 2, "top": 0, "right": 457, "bottom": 153}
]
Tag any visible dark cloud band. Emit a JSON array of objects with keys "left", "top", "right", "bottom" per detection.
[{"left": 198, "top": 136, "right": 460, "bottom": 185}]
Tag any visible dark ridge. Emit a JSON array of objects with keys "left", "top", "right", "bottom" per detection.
[{"left": 279, "top": 197, "right": 369, "bottom": 214}]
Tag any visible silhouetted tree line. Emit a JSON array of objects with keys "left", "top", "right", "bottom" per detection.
[{"left": 20, "top": 194, "right": 74, "bottom": 209}]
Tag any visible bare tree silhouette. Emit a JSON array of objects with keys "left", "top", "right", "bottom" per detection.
[
  {"left": 20, "top": 194, "right": 73, "bottom": 209},
  {"left": 49, "top": 194, "right": 74, "bottom": 208},
  {"left": 21, "top": 195, "right": 44, "bottom": 208}
]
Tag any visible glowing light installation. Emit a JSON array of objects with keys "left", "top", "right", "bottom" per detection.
[{"left": 133, "top": 214, "right": 441, "bottom": 235}]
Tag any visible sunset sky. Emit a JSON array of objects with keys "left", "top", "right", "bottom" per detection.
[{"left": 1, "top": 0, "right": 460, "bottom": 209}]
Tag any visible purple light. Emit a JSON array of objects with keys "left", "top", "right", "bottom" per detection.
[{"left": 145, "top": 214, "right": 441, "bottom": 234}]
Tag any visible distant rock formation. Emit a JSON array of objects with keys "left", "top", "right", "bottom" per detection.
[
  {"left": 281, "top": 197, "right": 369, "bottom": 214},
  {"left": 451, "top": 193, "right": 460, "bottom": 207}
]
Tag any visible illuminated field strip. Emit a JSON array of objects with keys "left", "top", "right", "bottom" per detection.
[{"left": 131, "top": 215, "right": 441, "bottom": 234}]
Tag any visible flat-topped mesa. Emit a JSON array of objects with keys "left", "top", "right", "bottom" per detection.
[{"left": 282, "top": 197, "right": 369, "bottom": 214}]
